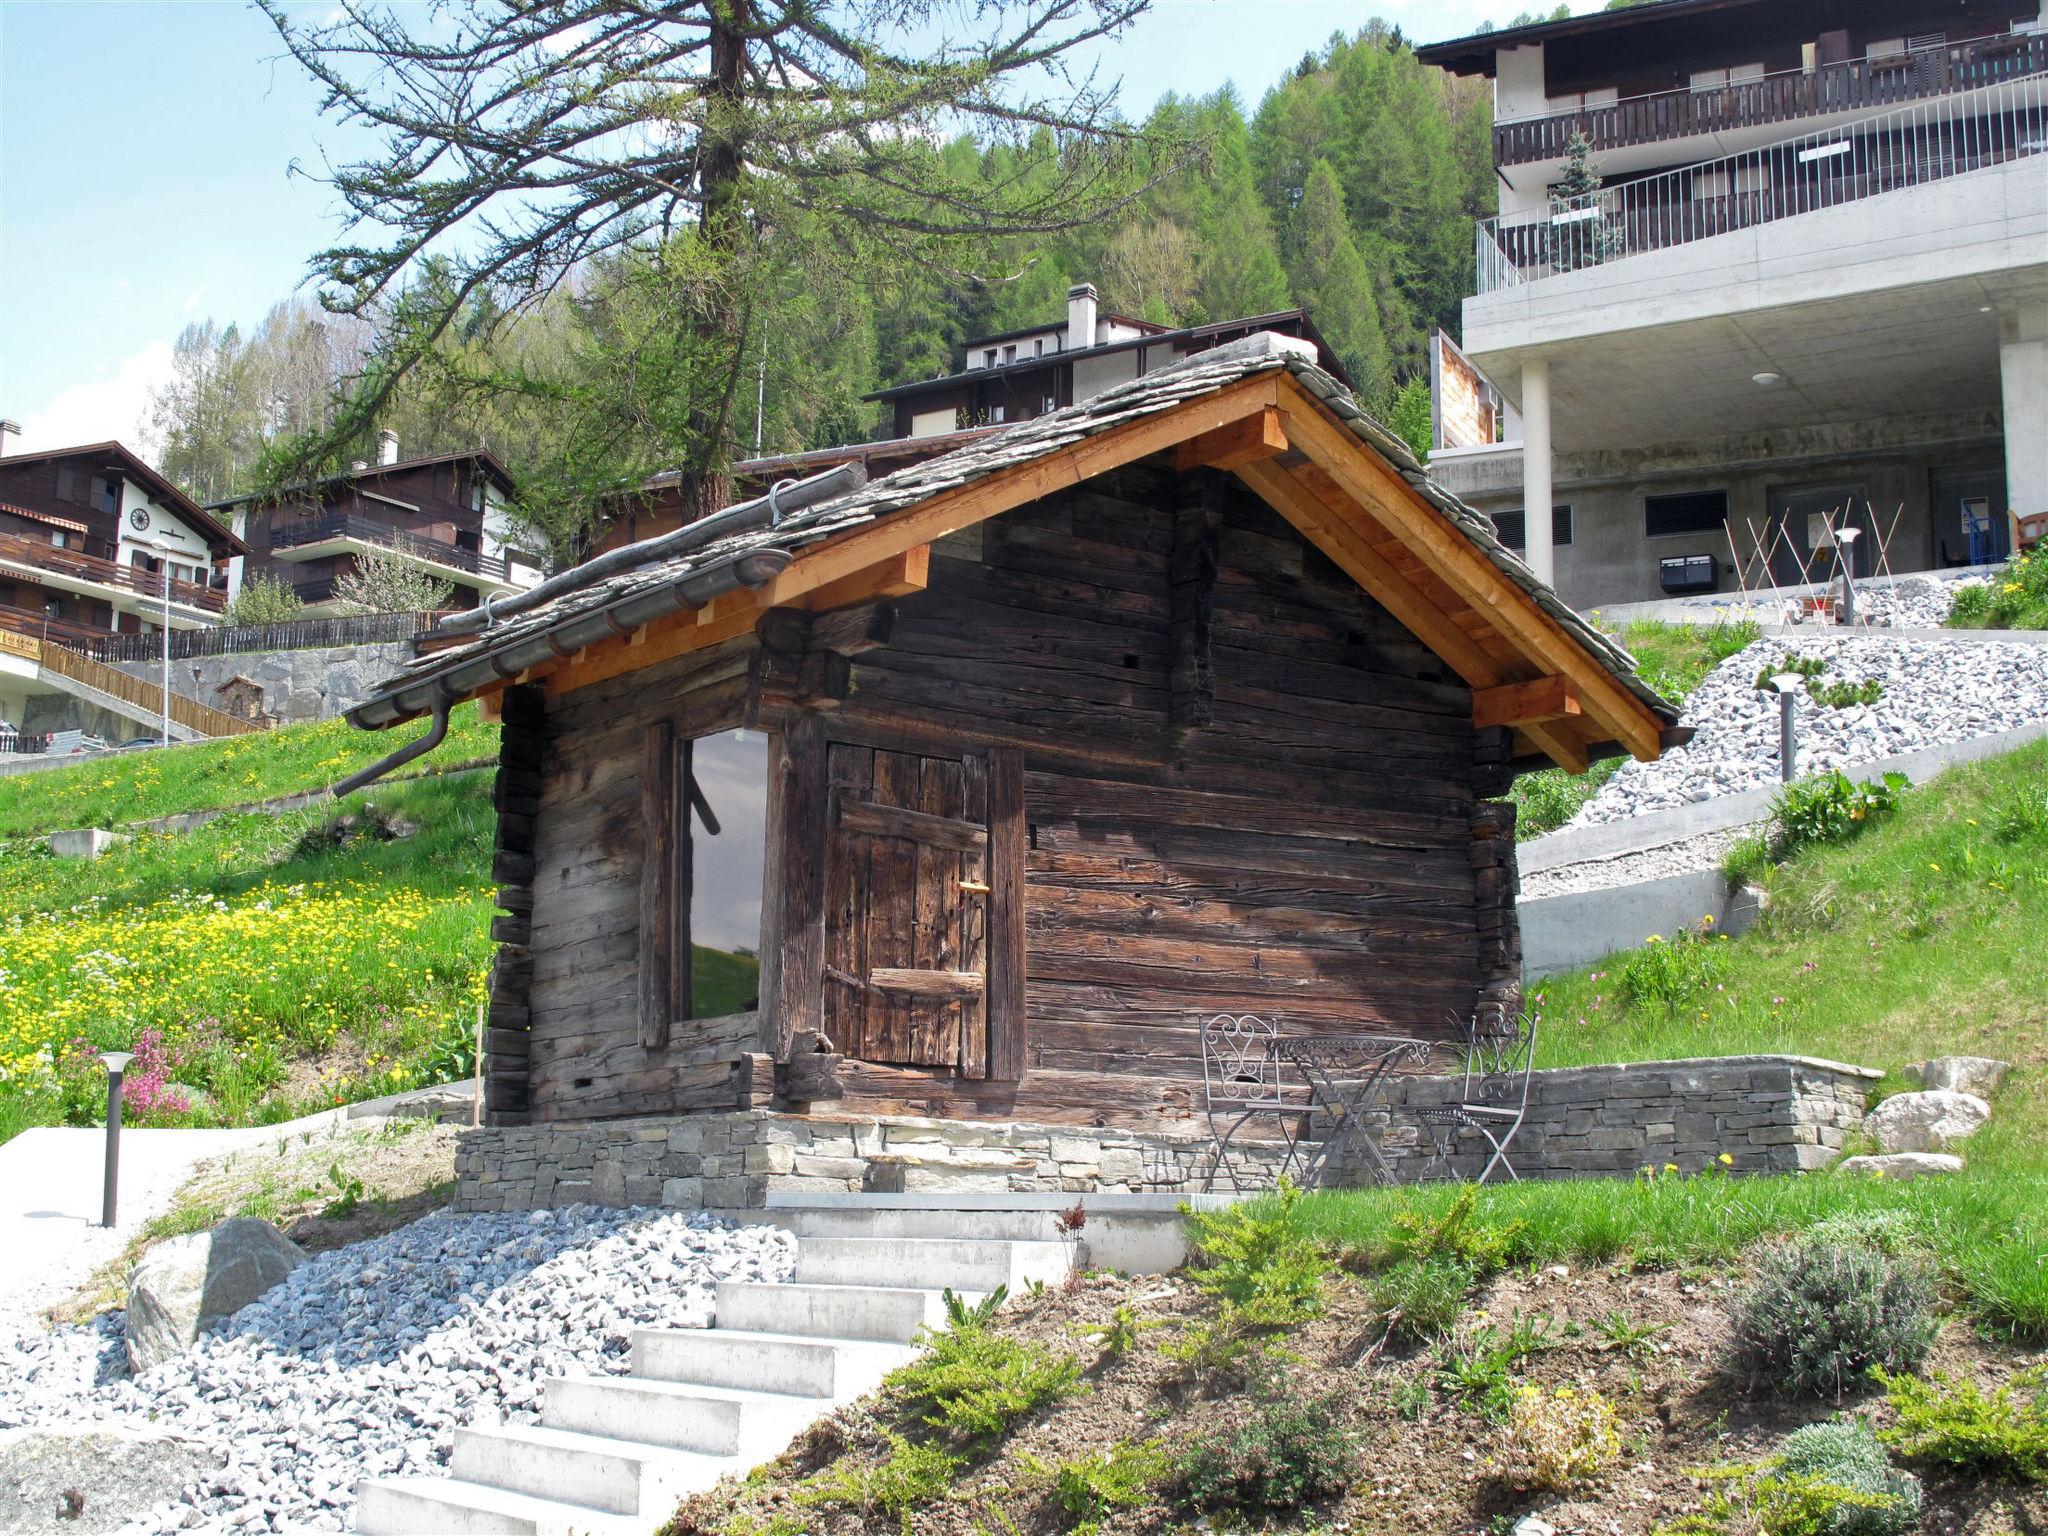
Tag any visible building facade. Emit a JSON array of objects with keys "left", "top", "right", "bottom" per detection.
[
  {"left": 1417, "top": 0, "right": 2048, "bottom": 607},
  {"left": 214, "top": 434, "right": 542, "bottom": 615}
]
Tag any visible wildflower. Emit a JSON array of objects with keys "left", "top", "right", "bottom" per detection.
[
  {"left": 1717, "top": 1153, "right": 1733, "bottom": 1167},
  {"left": 1663, "top": 1162, "right": 1678, "bottom": 1174}
]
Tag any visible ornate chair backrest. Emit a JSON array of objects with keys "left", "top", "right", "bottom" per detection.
[
  {"left": 1461, "top": 1003, "right": 1539, "bottom": 1111},
  {"left": 1202, "top": 1013, "right": 1283, "bottom": 1108}
]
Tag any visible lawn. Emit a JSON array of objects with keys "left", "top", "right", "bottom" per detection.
[
  {"left": 1510, "top": 617, "right": 1760, "bottom": 839},
  {"left": 1290, "top": 737, "right": 2048, "bottom": 1339},
  {"left": 0, "top": 704, "right": 498, "bottom": 837}
]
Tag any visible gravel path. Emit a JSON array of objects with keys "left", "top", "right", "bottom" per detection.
[
  {"left": 0, "top": 1206, "right": 796, "bottom": 1535},
  {"left": 1570, "top": 633, "right": 2048, "bottom": 828}
]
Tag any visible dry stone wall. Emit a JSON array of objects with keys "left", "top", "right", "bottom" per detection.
[{"left": 453, "top": 1053, "right": 1879, "bottom": 1211}]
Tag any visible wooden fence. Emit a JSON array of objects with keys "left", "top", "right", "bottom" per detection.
[
  {"left": 34, "top": 640, "right": 265, "bottom": 738},
  {"left": 82, "top": 609, "right": 455, "bottom": 664}
]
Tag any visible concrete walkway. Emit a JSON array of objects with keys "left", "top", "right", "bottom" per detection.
[{"left": 0, "top": 1110, "right": 348, "bottom": 1332}]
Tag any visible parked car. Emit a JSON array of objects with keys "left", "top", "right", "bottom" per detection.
[{"left": 114, "top": 736, "right": 164, "bottom": 751}]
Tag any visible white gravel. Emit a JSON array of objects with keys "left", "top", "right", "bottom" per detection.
[
  {"left": 0, "top": 1206, "right": 796, "bottom": 1535},
  {"left": 1570, "top": 634, "right": 2048, "bottom": 829}
]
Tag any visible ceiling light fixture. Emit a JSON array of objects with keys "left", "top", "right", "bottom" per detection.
[{"left": 1752, "top": 371, "right": 1783, "bottom": 387}]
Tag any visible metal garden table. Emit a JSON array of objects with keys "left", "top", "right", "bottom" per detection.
[{"left": 1268, "top": 1032, "right": 1435, "bottom": 1188}]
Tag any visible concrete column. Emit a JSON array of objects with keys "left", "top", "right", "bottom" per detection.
[
  {"left": 1520, "top": 355, "right": 1556, "bottom": 587},
  {"left": 2000, "top": 301, "right": 2048, "bottom": 527}
]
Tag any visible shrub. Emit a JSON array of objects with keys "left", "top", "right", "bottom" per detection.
[
  {"left": 1729, "top": 1241, "right": 1938, "bottom": 1400},
  {"left": 219, "top": 571, "right": 305, "bottom": 626},
  {"left": 1615, "top": 918, "right": 1727, "bottom": 1015},
  {"left": 1384, "top": 1184, "right": 1524, "bottom": 1274},
  {"left": 1504, "top": 1384, "right": 1621, "bottom": 1491},
  {"left": 1658, "top": 1461, "right": 1913, "bottom": 1536},
  {"left": 1875, "top": 1365, "right": 2048, "bottom": 1482},
  {"left": 1805, "top": 1209, "right": 1930, "bottom": 1259},
  {"left": 1186, "top": 1180, "right": 1326, "bottom": 1327},
  {"left": 1172, "top": 1382, "right": 1357, "bottom": 1515},
  {"left": 1046, "top": 1440, "right": 1170, "bottom": 1531},
  {"left": 1770, "top": 771, "right": 1908, "bottom": 860},
  {"left": 797, "top": 1432, "right": 961, "bottom": 1535},
  {"left": 1946, "top": 544, "right": 2048, "bottom": 631},
  {"left": 1777, "top": 1419, "right": 1921, "bottom": 1536},
  {"left": 1370, "top": 1256, "right": 1475, "bottom": 1346},
  {"left": 887, "top": 1314, "right": 1083, "bottom": 1446}
]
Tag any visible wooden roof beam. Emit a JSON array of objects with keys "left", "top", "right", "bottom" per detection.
[
  {"left": 1274, "top": 375, "right": 1665, "bottom": 763},
  {"left": 1175, "top": 407, "right": 1289, "bottom": 473},
  {"left": 786, "top": 544, "right": 929, "bottom": 613},
  {"left": 1473, "top": 676, "right": 1581, "bottom": 732}
]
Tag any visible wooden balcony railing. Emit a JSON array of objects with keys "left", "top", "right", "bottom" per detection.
[
  {"left": 0, "top": 603, "right": 121, "bottom": 652},
  {"left": 1495, "top": 31, "right": 2048, "bottom": 165},
  {"left": 0, "top": 530, "right": 227, "bottom": 612},
  {"left": 267, "top": 509, "right": 511, "bottom": 583}
]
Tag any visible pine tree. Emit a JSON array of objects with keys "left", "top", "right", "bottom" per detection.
[{"left": 1285, "top": 162, "right": 1393, "bottom": 408}]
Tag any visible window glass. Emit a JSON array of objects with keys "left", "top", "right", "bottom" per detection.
[
  {"left": 685, "top": 728, "right": 769, "bottom": 1018},
  {"left": 1645, "top": 490, "right": 1730, "bottom": 537}
]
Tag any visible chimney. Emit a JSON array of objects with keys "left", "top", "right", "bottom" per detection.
[
  {"left": 1066, "top": 283, "right": 1099, "bottom": 351},
  {"left": 376, "top": 429, "right": 399, "bottom": 466},
  {"left": 0, "top": 420, "right": 19, "bottom": 456}
]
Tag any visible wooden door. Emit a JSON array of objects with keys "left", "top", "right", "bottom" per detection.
[{"left": 824, "top": 744, "right": 991, "bottom": 1074}]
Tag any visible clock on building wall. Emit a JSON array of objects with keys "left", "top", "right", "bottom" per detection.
[{"left": 128, "top": 508, "right": 152, "bottom": 533}]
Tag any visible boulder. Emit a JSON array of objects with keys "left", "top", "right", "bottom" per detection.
[
  {"left": 1914, "top": 1056, "right": 2011, "bottom": 1099},
  {"left": 125, "top": 1218, "right": 304, "bottom": 1374},
  {"left": 1838, "top": 1152, "right": 1964, "bottom": 1181},
  {"left": 1861, "top": 1090, "right": 1990, "bottom": 1154}
]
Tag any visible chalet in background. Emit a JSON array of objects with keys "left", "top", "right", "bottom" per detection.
[
  {"left": 1417, "top": 0, "right": 2048, "bottom": 605},
  {"left": 343, "top": 334, "right": 1677, "bottom": 1179},
  {"left": 211, "top": 432, "right": 542, "bottom": 615}
]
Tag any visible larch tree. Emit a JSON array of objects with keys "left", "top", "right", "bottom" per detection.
[
  {"left": 1284, "top": 160, "right": 1391, "bottom": 408},
  {"left": 257, "top": 0, "right": 1182, "bottom": 522}
]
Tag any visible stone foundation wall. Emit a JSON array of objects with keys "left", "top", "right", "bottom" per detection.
[
  {"left": 452, "top": 1054, "right": 1880, "bottom": 1212},
  {"left": 113, "top": 641, "right": 416, "bottom": 725}
]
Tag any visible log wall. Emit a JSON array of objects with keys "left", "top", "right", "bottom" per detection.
[{"left": 499, "top": 455, "right": 1516, "bottom": 1130}]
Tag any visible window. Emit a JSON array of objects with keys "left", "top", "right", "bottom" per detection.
[
  {"left": 983, "top": 349, "right": 998, "bottom": 369},
  {"left": 1490, "top": 505, "right": 1574, "bottom": 551},
  {"left": 44, "top": 595, "right": 62, "bottom": 618},
  {"left": 50, "top": 530, "right": 68, "bottom": 550},
  {"left": 1002, "top": 344, "right": 1017, "bottom": 364},
  {"left": 989, "top": 404, "right": 1006, "bottom": 423},
  {"left": 1865, "top": 37, "right": 1906, "bottom": 60},
  {"left": 642, "top": 726, "right": 770, "bottom": 1039},
  {"left": 1645, "top": 490, "right": 1730, "bottom": 537},
  {"left": 55, "top": 465, "right": 76, "bottom": 502},
  {"left": 1034, "top": 338, "right": 1044, "bottom": 357},
  {"left": 1690, "top": 62, "right": 1765, "bottom": 89}
]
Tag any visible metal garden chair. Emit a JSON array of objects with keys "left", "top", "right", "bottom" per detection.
[
  {"left": 1199, "top": 1013, "right": 1305, "bottom": 1192},
  {"left": 1417, "top": 1005, "right": 1539, "bottom": 1184}
]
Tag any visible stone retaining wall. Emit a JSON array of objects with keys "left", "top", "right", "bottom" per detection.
[
  {"left": 453, "top": 1053, "right": 1880, "bottom": 1212},
  {"left": 112, "top": 641, "right": 416, "bottom": 725}
]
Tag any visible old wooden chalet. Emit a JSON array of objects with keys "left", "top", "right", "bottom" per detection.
[{"left": 345, "top": 334, "right": 1680, "bottom": 1135}]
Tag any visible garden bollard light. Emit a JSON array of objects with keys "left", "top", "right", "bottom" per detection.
[
  {"left": 1769, "top": 672, "right": 1805, "bottom": 784},
  {"left": 99, "top": 1051, "right": 133, "bottom": 1228},
  {"left": 1837, "top": 526, "right": 1861, "bottom": 626}
]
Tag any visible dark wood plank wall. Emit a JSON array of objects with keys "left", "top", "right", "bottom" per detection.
[{"left": 506, "top": 454, "right": 1515, "bottom": 1130}]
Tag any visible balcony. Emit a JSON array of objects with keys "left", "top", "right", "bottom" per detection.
[
  {"left": 1476, "top": 72, "right": 2047, "bottom": 294},
  {"left": 1495, "top": 31, "right": 2048, "bottom": 167},
  {"left": 0, "top": 530, "right": 226, "bottom": 614},
  {"left": 267, "top": 509, "right": 512, "bottom": 586}
]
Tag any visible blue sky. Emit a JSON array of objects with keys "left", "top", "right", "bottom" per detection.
[{"left": 0, "top": 0, "right": 1592, "bottom": 458}]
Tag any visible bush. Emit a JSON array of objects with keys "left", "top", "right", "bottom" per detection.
[
  {"left": 1384, "top": 1184, "right": 1523, "bottom": 1274},
  {"left": 1770, "top": 771, "right": 1908, "bottom": 860},
  {"left": 1615, "top": 918, "right": 1727, "bottom": 1015},
  {"left": 1946, "top": 544, "right": 2048, "bottom": 631},
  {"left": 1370, "top": 1256, "right": 1475, "bottom": 1346},
  {"left": 1875, "top": 1365, "right": 2048, "bottom": 1482},
  {"left": 887, "top": 1314, "right": 1083, "bottom": 1446},
  {"left": 1805, "top": 1209, "right": 1930, "bottom": 1259},
  {"left": 1729, "top": 1241, "right": 1938, "bottom": 1400},
  {"left": 1186, "top": 1180, "right": 1326, "bottom": 1327},
  {"left": 797, "top": 1432, "right": 960, "bottom": 1536},
  {"left": 1046, "top": 1440, "right": 1170, "bottom": 1531},
  {"left": 1172, "top": 1382, "right": 1357, "bottom": 1515},
  {"left": 1504, "top": 1384, "right": 1621, "bottom": 1491},
  {"left": 1778, "top": 1420, "right": 1922, "bottom": 1535},
  {"left": 219, "top": 571, "right": 306, "bottom": 626}
]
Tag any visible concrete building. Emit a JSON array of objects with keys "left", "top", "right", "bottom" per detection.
[{"left": 1415, "top": 0, "right": 2048, "bottom": 607}]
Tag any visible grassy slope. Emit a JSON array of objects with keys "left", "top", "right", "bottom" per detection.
[
  {"left": 1293, "top": 738, "right": 2048, "bottom": 1337},
  {"left": 1511, "top": 618, "right": 1760, "bottom": 839},
  {"left": 0, "top": 705, "right": 498, "bottom": 837},
  {"left": 1948, "top": 542, "right": 2048, "bottom": 631}
]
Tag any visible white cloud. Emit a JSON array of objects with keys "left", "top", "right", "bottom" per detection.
[
  {"left": 14, "top": 340, "right": 176, "bottom": 462},
  {"left": 183, "top": 285, "right": 206, "bottom": 314}
]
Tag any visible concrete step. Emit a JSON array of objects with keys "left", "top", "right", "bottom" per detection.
[
  {"left": 791, "top": 1235, "right": 1073, "bottom": 1293},
  {"left": 353, "top": 1475, "right": 646, "bottom": 1536},
  {"left": 542, "top": 1374, "right": 830, "bottom": 1460},
  {"left": 632, "top": 1326, "right": 919, "bottom": 1399},
  {"left": 776, "top": 1206, "right": 1071, "bottom": 1243},
  {"left": 714, "top": 1280, "right": 982, "bottom": 1343},
  {"left": 450, "top": 1420, "right": 736, "bottom": 1519}
]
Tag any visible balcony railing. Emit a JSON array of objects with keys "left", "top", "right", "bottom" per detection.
[
  {"left": 0, "top": 530, "right": 227, "bottom": 612},
  {"left": 1476, "top": 72, "right": 2047, "bottom": 294},
  {"left": 268, "top": 509, "right": 510, "bottom": 583},
  {"left": 0, "top": 603, "right": 121, "bottom": 652},
  {"left": 1495, "top": 30, "right": 2048, "bottom": 165}
]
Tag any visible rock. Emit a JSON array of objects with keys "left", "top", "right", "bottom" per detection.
[
  {"left": 0, "top": 1425, "right": 224, "bottom": 1535},
  {"left": 1861, "top": 1090, "right": 1991, "bottom": 1153},
  {"left": 126, "top": 1220, "right": 306, "bottom": 1374},
  {"left": 1914, "top": 1055, "right": 2011, "bottom": 1099},
  {"left": 1838, "top": 1152, "right": 1964, "bottom": 1181},
  {"left": 1512, "top": 1518, "right": 1558, "bottom": 1536}
]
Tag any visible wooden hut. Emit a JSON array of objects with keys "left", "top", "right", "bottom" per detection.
[{"left": 346, "top": 334, "right": 1680, "bottom": 1146}]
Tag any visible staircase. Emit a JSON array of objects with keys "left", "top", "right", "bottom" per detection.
[{"left": 353, "top": 1209, "right": 1079, "bottom": 1535}]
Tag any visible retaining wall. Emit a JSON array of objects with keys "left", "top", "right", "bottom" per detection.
[
  {"left": 452, "top": 1053, "right": 1879, "bottom": 1211},
  {"left": 112, "top": 641, "right": 415, "bottom": 726}
]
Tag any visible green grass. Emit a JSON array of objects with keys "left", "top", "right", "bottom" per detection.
[
  {"left": 1294, "top": 739, "right": 2048, "bottom": 1339},
  {"left": 1511, "top": 618, "right": 1761, "bottom": 839},
  {"left": 1947, "top": 543, "right": 2048, "bottom": 631},
  {"left": 0, "top": 705, "right": 498, "bottom": 837}
]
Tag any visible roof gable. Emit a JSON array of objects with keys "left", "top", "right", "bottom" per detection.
[
  {"left": 0, "top": 441, "right": 246, "bottom": 553},
  {"left": 351, "top": 335, "right": 1677, "bottom": 774}
]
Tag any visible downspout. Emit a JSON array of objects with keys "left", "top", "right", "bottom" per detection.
[{"left": 331, "top": 690, "right": 453, "bottom": 799}]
